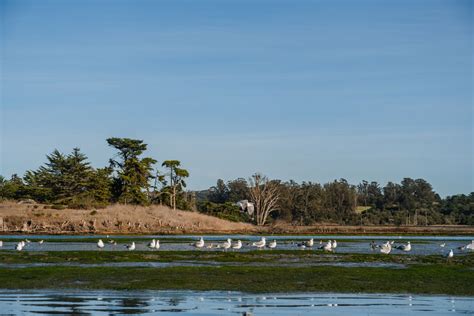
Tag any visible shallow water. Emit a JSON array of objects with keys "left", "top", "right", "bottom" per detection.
[
  {"left": 0, "top": 290, "right": 472, "bottom": 315},
  {"left": 0, "top": 261, "right": 406, "bottom": 269},
  {"left": 0, "top": 234, "right": 472, "bottom": 256}
]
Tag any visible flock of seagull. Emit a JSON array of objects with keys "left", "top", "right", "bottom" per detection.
[
  {"left": 0, "top": 239, "right": 44, "bottom": 251},
  {"left": 1, "top": 237, "right": 473, "bottom": 258}
]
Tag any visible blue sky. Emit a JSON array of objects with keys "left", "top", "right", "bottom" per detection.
[{"left": 1, "top": 0, "right": 472, "bottom": 196}]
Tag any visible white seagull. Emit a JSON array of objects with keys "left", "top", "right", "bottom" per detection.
[
  {"left": 154, "top": 240, "right": 160, "bottom": 250},
  {"left": 252, "top": 237, "right": 266, "bottom": 249},
  {"left": 194, "top": 237, "right": 205, "bottom": 248},
  {"left": 306, "top": 238, "right": 314, "bottom": 247},
  {"left": 268, "top": 240, "right": 277, "bottom": 249},
  {"left": 447, "top": 249, "right": 454, "bottom": 258},
  {"left": 380, "top": 242, "right": 391, "bottom": 254},
  {"left": 331, "top": 240, "right": 337, "bottom": 249},
  {"left": 396, "top": 241, "right": 411, "bottom": 252},
  {"left": 15, "top": 242, "right": 23, "bottom": 251},
  {"left": 440, "top": 243, "right": 446, "bottom": 248},
  {"left": 97, "top": 239, "right": 105, "bottom": 249},
  {"left": 148, "top": 239, "right": 156, "bottom": 249},
  {"left": 0, "top": 240, "right": 3, "bottom": 247},
  {"left": 38, "top": 240, "right": 44, "bottom": 245},
  {"left": 126, "top": 242, "right": 136, "bottom": 251},
  {"left": 323, "top": 240, "right": 333, "bottom": 251},
  {"left": 465, "top": 241, "right": 474, "bottom": 251},
  {"left": 222, "top": 238, "right": 232, "bottom": 251},
  {"left": 232, "top": 240, "right": 242, "bottom": 250}
]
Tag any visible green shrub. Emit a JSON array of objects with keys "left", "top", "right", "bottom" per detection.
[{"left": 197, "top": 201, "right": 251, "bottom": 222}]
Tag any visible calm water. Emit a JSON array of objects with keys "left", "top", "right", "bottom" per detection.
[
  {"left": 0, "top": 235, "right": 472, "bottom": 256},
  {"left": 0, "top": 290, "right": 472, "bottom": 315}
]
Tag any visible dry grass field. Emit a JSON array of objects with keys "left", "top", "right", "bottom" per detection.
[{"left": 0, "top": 201, "right": 472, "bottom": 235}]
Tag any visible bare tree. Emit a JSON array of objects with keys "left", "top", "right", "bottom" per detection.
[{"left": 249, "top": 173, "right": 280, "bottom": 226}]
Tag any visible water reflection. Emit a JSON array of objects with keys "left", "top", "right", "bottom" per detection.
[{"left": 0, "top": 290, "right": 472, "bottom": 315}]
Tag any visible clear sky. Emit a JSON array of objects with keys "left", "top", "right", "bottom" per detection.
[{"left": 1, "top": 0, "right": 472, "bottom": 196}]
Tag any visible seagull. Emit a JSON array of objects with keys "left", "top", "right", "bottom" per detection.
[
  {"left": 25, "top": 239, "right": 31, "bottom": 243},
  {"left": 252, "top": 237, "right": 266, "bottom": 249},
  {"left": 15, "top": 242, "right": 23, "bottom": 251},
  {"left": 97, "top": 239, "right": 105, "bottom": 249},
  {"left": 380, "top": 242, "right": 391, "bottom": 254},
  {"left": 447, "top": 249, "right": 454, "bottom": 258},
  {"left": 440, "top": 243, "right": 446, "bottom": 248},
  {"left": 193, "top": 237, "right": 205, "bottom": 248},
  {"left": 38, "top": 240, "right": 44, "bottom": 245},
  {"left": 268, "top": 240, "right": 277, "bottom": 249},
  {"left": 126, "top": 242, "right": 136, "bottom": 251},
  {"left": 0, "top": 241, "right": 3, "bottom": 247},
  {"left": 206, "top": 243, "right": 214, "bottom": 249},
  {"left": 297, "top": 238, "right": 313, "bottom": 248},
  {"left": 148, "top": 239, "right": 156, "bottom": 249},
  {"left": 465, "top": 241, "right": 474, "bottom": 251},
  {"left": 323, "top": 240, "right": 333, "bottom": 251},
  {"left": 222, "top": 238, "right": 232, "bottom": 251},
  {"left": 370, "top": 241, "right": 377, "bottom": 251},
  {"left": 331, "top": 240, "right": 337, "bottom": 249},
  {"left": 232, "top": 240, "right": 242, "bottom": 250},
  {"left": 154, "top": 240, "right": 160, "bottom": 250},
  {"left": 396, "top": 241, "right": 411, "bottom": 252}
]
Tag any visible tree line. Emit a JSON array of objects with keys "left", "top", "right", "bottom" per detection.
[
  {"left": 1, "top": 138, "right": 472, "bottom": 226},
  {"left": 200, "top": 176, "right": 473, "bottom": 226},
  {"left": 0, "top": 138, "right": 191, "bottom": 210}
]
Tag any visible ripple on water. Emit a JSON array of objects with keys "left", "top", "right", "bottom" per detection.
[{"left": 0, "top": 290, "right": 472, "bottom": 315}]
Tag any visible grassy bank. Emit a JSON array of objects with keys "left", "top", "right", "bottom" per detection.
[
  {"left": 0, "top": 264, "right": 472, "bottom": 295},
  {"left": 0, "top": 250, "right": 472, "bottom": 295}
]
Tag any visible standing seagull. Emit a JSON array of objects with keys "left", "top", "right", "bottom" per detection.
[
  {"left": 222, "top": 239, "right": 232, "bottom": 251},
  {"left": 447, "top": 249, "right": 454, "bottom": 258},
  {"left": 370, "top": 241, "right": 377, "bottom": 251},
  {"left": 268, "top": 240, "right": 277, "bottom": 249},
  {"left": 193, "top": 237, "right": 205, "bottom": 249},
  {"left": 15, "top": 242, "right": 23, "bottom": 251},
  {"left": 97, "top": 239, "right": 105, "bottom": 249},
  {"left": 252, "top": 237, "right": 266, "bottom": 249},
  {"left": 0, "top": 240, "right": 3, "bottom": 247},
  {"left": 154, "top": 240, "right": 160, "bottom": 250},
  {"left": 126, "top": 242, "right": 136, "bottom": 251},
  {"left": 465, "top": 241, "right": 474, "bottom": 251},
  {"left": 396, "top": 241, "right": 411, "bottom": 252},
  {"left": 306, "top": 238, "right": 314, "bottom": 248},
  {"left": 440, "top": 243, "right": 446, "bottom": 248},
  {"left": 380, "top": 242, "right": 391, "bottom": 254},
  {"left": 323, "top": 240, "right": 333, "bottom": 252},
  {"left": 331, "top": 240, "right": 337, "bottom": 250},
  {"left": 148, "top": 239, "right": 156, "bottom": 249},
  {"left": 232, "top": 240, "right": 242, "bottom": 250}
]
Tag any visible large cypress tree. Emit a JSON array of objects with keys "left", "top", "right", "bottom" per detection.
[{"left": 107, "top": 138, "right": 156, "bottom": 205}]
